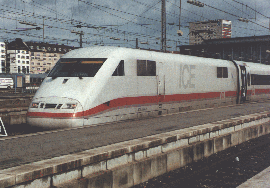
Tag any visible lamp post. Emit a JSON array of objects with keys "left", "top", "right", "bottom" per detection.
[{"left": 177, "top": 0, "right": 183, "bottom": 36}]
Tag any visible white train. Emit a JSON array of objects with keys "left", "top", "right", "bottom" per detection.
[{"left": 26, "top": 46, "right": 270, "bottom": 128}]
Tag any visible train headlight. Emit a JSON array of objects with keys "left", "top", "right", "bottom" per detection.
[
  {"left": 31, "top": 102, "right": 39, "bottom": 108},
  {"left": 63, "top": 103, "right": 77, "bottom": 109}
]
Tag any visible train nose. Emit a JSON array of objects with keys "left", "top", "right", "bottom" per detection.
[{"left": 27, "top": 97, "right": 84, "bottom": 128}]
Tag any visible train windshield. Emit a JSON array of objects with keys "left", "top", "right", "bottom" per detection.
[{"left": 48, "top": 58, "right": 107, "bottom": 78}]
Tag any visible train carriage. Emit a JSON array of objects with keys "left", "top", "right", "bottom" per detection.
[{"left": 26, "top": 46, "right": 270, "bottom": 128}]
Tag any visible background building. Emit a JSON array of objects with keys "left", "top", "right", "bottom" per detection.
[
  {"left": 189, "top": 19, "right": 232, "bottom": 45},
  {"left": 7, "top": 38, "right": 30, "bottom": 74},
  {"left": 0, "top": 42, "right": 6, "bottom": 73},
  {"left": 180, "top": 35, "right": 270, "bottom": 64},
  {"left": 4, "top": 38, "right": 75, "bottom": 74},
  {"left": 26, "top": 42, "right": 75, "bottom": 74}
]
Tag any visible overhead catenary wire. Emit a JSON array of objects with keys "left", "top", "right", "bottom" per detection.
[{"left": 0, "top": 0, "right": 269, "bottom": 49}]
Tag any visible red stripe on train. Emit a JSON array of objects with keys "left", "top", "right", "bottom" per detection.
[{"left": 26, "top": 89, "right": 269, "bottom": 118}]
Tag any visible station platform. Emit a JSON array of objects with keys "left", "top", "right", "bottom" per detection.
[
  {"left": 1, "top": 100, "right": 270, "bottom": 187},
  {"left": 238, "top": 166, "right": 270, "bottom": 188}
]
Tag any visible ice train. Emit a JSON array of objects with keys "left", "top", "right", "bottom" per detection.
[{"left": 26, "top": 46, "right": 270, "bottom": 128}]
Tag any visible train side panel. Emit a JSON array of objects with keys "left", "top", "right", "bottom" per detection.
[{"left": 84, "top": 53, "right": 239, "bottom": 125}]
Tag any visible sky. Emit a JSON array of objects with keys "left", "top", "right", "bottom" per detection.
[{"left": 0, "top": 0, "right": 269, "bottom": 51}]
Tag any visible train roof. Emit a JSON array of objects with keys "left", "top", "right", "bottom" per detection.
[
  {"left": 62, "top": 46, "right": 270, "bottom": 69},
  {"left": 62, "top": 46, "right": 228, "bottom": 62}
]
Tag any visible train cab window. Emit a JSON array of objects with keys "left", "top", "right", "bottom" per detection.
[
  {"left": 48, "top": 58, "right": 107, "bottom": 78},
  {"left": 137, "top": 60, "right": 156, "bottom": 76},
  {"left": 112, "top": 60, "right": 124, "bottom": 76},
  {"left": 217, "top": 67, "right": 228, "bottom": 78}
]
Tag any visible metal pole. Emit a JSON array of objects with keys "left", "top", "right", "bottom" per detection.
[
  {"left": 43, "top": 17, "right": 45, "bottom": 43},
  {"left": 80, "top": 31, "right": 83, "bottom": 48},
  {"left": 179, "top": 0, "right": 181, "bottom": 30},
  {"left": 161, "top": 0, "right": 166, "bottom": 52},
  {"left": 15, "top": 75, "right": 17, "bottom": 93}
]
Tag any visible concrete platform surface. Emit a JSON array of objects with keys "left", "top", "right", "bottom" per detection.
[
  {"left": 0, "top": 108, "right": 269, "bottom": 187},
  {"left": 237, "top": 166, "right": 270, "bottom": 188},
  {"left": 0, "top": 101, "right": 270, "bottom": 171}
]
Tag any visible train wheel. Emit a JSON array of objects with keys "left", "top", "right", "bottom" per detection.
[{"left": 7, "top": 86, "right": 11, "bottom": 90}]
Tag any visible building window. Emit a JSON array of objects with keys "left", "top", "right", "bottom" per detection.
[
  {"left": 26, "top": 56, "right": 29, "bottom": 59},
  {"left": 18, "top": 60, "right": 20, "bottom": 63},
  {"left": 43, "top": 63, "right": 46, "bottom": 65},
  {"left": 26, "top": 61, "right": 29, "bottom": 64},
  {"left": 1, "top": 50, "right": 4, "bottom": 53},
  {"left": 18, "top": 55, "right": 20, "bottom": 58},
  {"left": 37, "top": 63, "right": 40, "bottom": 65},
  {"left": 31, "top": 62, "right": 34, "bottom": 65},
  {"left": 31, "top": 52, "right": 34, "bottom": 56},
  {"left": 22, "top": 61, "right": 25, "bottom": 64},
  {"left": 17, "top": 50, "right": 20, "bottom": 53}
]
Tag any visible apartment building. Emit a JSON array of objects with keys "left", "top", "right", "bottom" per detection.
[
  {"left": 5, "top": 38, "right": 75, "bottom": 74},
  {"left": 7, "top": 38, "right": 30, "bottom": 74},
  {"left": 27, "top": 42, "right": 75, "bottom": 74},
  {"left": 0, "top": 42, "right": 5, "bottom": 73},
  {"left": 189, "top": 19, "right": 232, "bottom": 45}
]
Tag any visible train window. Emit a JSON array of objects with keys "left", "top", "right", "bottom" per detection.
[
  {"left": 48, "top": 58, "right": 107, "bottom": 78},
  {"left": 217, "top": 67, "right": 222, "bottom": 78},
  {"left": 247, "top": 73, "right": 250, "bottom": 86},
  {"left": 137, "top": 60, "right": 156, "bottom": 76},
  {"left": 217, "top": 67, "right": 228, "bottom": 78},
  {"left": 251, "top": 74, "right": 270, "bottom": 85},
  {"left": 223, "top": 67, "right": 228, "bottom": 78},
  {"left": 112, "top": 60, "right": 124, "bottom": 76}
]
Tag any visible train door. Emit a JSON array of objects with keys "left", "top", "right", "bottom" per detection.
[
  {"left": 157, "top": 62, "right": 165, "bottom": 96},
  {"left": 239, "top": 65, "right": 247, "bottom": 103},
  {"left": 245, "top": 66, "right": 252, "bottom": 101}
]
